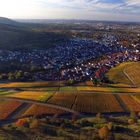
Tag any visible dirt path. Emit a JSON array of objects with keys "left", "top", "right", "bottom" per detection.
[
  {"left": 114, "top": 94, "right": 129, "bottom": 112},
  {"left": 0, "top": 97, "right": 80, "bottom": 115},
  {"left": 123, "top": 67, "right": 137, "bottom": 88},
  {"left": 8, "top": 103, "right": 32, "bottom": 119}
]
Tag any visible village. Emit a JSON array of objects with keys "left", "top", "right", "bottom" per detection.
[{"left": 1, "top": 32, "right": 139, "bottom": 82}]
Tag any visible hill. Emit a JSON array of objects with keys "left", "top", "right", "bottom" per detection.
[
  {"left": 0, "top": 17, "right": 20, "bottom": 26},
  {"left": 0, "top": 17, "right": 70, "bottom": 50},
  {"left": 106, "top": 62, "right": 140, "bottom": 87}
]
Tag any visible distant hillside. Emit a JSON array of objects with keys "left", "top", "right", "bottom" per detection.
[
  {"left": 0, "top": 17, "right": 70, "bottom": 50},
  {"left": 0, "top": 17, "right": 20, "bottom": 26}
]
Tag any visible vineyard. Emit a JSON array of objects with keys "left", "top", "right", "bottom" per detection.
[
  {"left": 72, "top": 94, "right": 124, "bottom": 113},
  {"left": 38, "top": 93, "right": 140, "bottom": 114},
  {"left": 1, "top": 93, "right": 140, "bottom": 121}
]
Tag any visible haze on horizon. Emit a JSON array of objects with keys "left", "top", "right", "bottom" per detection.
[{"left": 0, "top": 0, "right": 140, "bottom": 22}]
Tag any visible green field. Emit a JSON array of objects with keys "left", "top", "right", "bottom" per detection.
[{"left": 0, "top": 90, "right": 18, "bottom": 95}]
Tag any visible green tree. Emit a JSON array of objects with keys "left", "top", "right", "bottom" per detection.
[
  {"left": 8, "top": 72, "right": 15, "bottom": 81},
  {"left": 15, "top": 71, "right": 23, "bottom": 79}
]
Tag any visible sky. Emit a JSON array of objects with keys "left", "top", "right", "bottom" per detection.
[{"left": 0, "top": 0, "right": 140, "bottom": 22}]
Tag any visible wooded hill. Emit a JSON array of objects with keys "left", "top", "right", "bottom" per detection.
[{"left": 0, "top": 17, "right": 70, "bottom": 50}]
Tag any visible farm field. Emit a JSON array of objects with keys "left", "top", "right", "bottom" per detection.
[
  {"left": 48, "top": 93, "right": 77, "bottom": 109},
  {"left": 1, "top": 61, "right": 140, "bottom": 120},
  {"left": 2, "top": 85, "right": 140, "bottom": 97},
  {"left": 75, "top": 81, "right": 93, "bottom": 86},
  {"left": 39, "top": 91, "right": 55, "bottom": 102},
  {"left": 0, "top": 99, "right": 69, "bottom": 121},
  {"left": 47, "top": 93, "right": 126, "bottom": 113},
  {"left": 119, "top": 95, "right": 140, "bottom": 112},
  {"left": 20, "top": 87, "right": 59, "bottom": 91},
  {"left": 1, "top": 93, "right": 140, "bottom": 121},
  {"left": 6, "top": 91, "right": 54, "bottom": 101},
  {"left": 0, "top": 100, "right": 23, "bottom": 120},
  {"left": 0, "top": 90, "right": 18, "bottom": 95},
  {"left": 1, "top": 78, "right": 140, "bottom": 96},
  {"left": 72, "top": 94, "right": 124, "bottom": 113},
  {"left": 0, "top": 81, "right": 61, "bottom": 88},
  {"left": 22, "top": 104, "right": 67, "bottom": 117},
  {"left": 59, "top": 86, "right": 77, "bottom": 91},
  {"left": 131, "top": 94, "right": 140, "bottom": 105},
  {"left": 0, "top": 81, "right": 92, "bottom": 88},
  {"left": 76, "top": 86, "right": 140, "bottom": 93}
]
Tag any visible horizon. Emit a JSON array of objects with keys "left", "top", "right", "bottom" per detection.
[
  {"left": 0, "top": 0, "right": 140, "bottom": 22},
  {"left": 15, "top": 18, "right": 140, "bottom": 23}
]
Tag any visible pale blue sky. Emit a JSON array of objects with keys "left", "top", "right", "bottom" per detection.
[{"left": 0, "top": 0, "right": 140, "bottom": 21}]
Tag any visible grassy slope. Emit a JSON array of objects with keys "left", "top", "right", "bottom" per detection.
[
  {"left": 106, "top": 62, "right": 139, "bottom": 86},
  {"left": 125, "top": 62, "right": 140, "bottom": 87}
]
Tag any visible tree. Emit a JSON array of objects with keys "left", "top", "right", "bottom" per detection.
[
  {"left": 128, "top": 119, "right": 135, "bottom": 125},
  {"left": 15, "top": 71, "right": 22, "bottom": 79},
  {"left": 107, "top": 122, "right": 113, "bottom": 131},
  {"left": 16, "top": 118, "right": 30, "bottom": 128},
  {"left": 8, "top": 72, "right": 15, "bottom": 81},
  {"left": 66, "top": 79, "right": 75, "bottom": 86},
  {"left": 0, "top": 74, "right": 3, "bottom": 80},
  {"left": 98, "top": 126, "right": 109, "bottom": 140},
  {"left": 130, "top": 111, "right": 137, "bottom": 118},
  {"left": 130, "top": 111, "right": 138, "bottom": 122},
  {"left": 29, "top": 119, "right": 39, "bottom": 129},
  {"left": 96, "top": 113, "right": 101, "bottom": 118},
  {"left": 93, "top": 78, "right": 100, "bottom": 86}
]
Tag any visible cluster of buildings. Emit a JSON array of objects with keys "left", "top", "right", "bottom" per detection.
[
  {"left": 61, "top": 51, "right": 140, "bottom": 82},
  {"left": 0, "top": 34, "right": 139, "bottom": 81}
]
